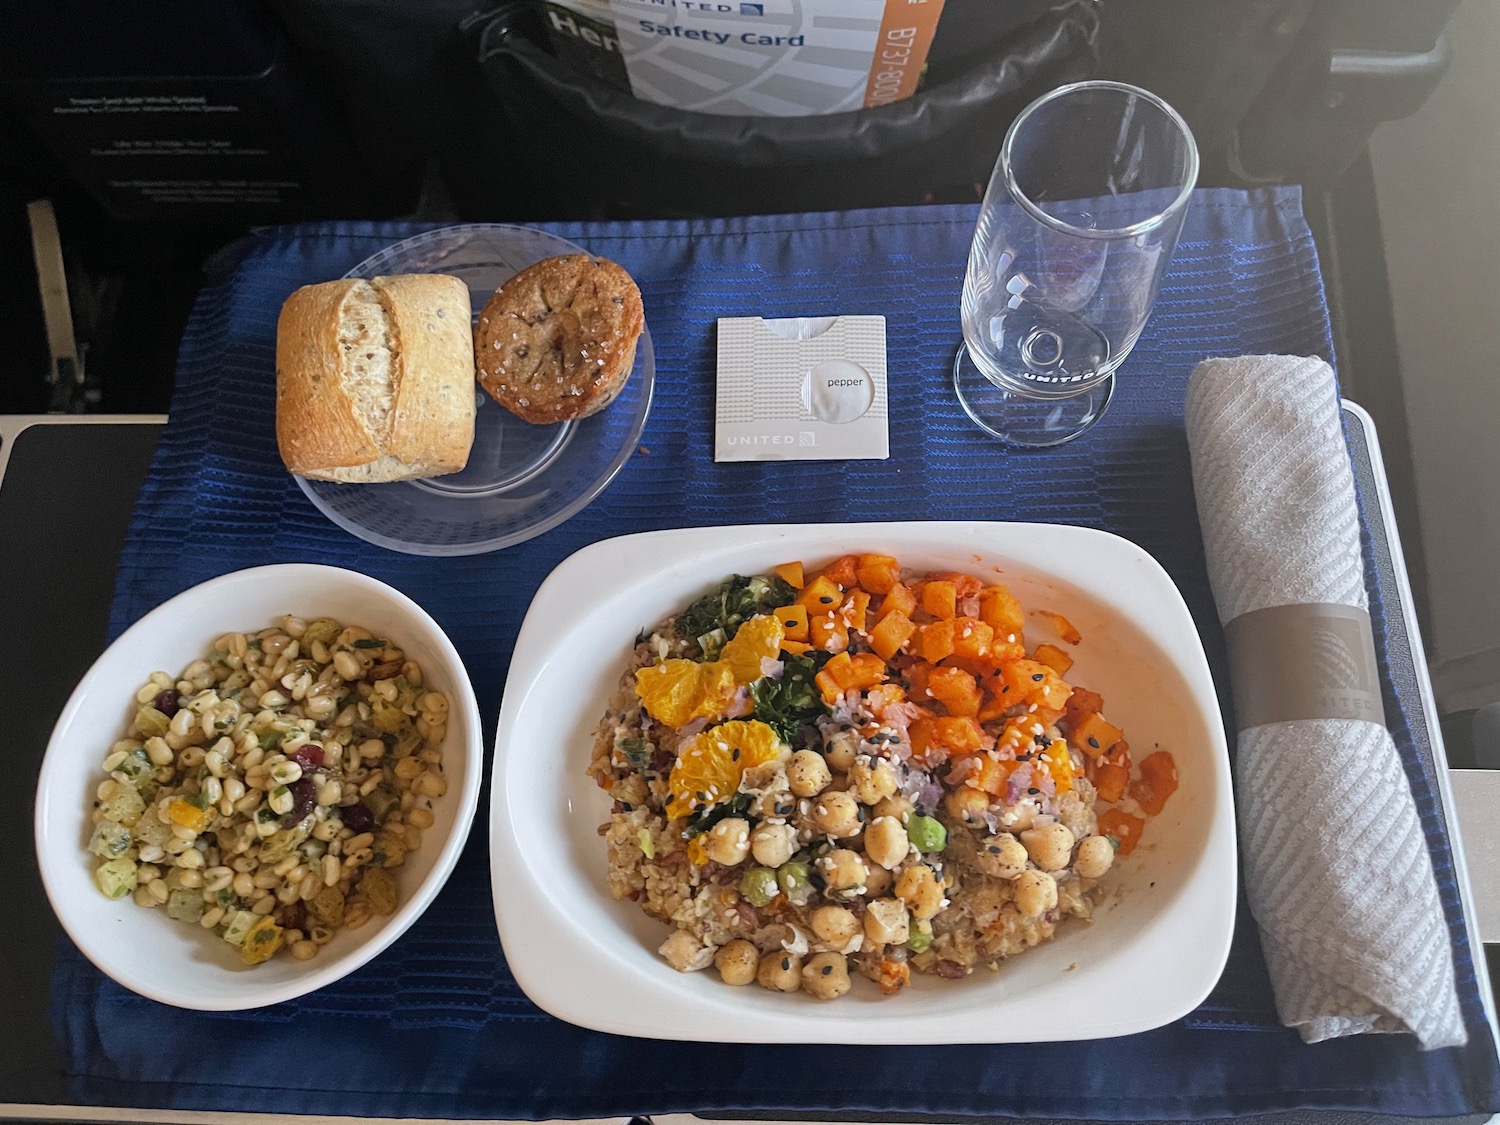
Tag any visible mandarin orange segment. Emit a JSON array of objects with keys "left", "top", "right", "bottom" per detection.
[
  {"left": 635, "top": 658, "right": 739, "bottom": 727},
  {"left": 667, "top": 719, "right": 783, "bottom": 818},
  {"left": 719, "top": 614, "right": 785, "bottom": 685}
]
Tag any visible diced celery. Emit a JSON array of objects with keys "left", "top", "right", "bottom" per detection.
[
  {"left": 113, "top": 748, "right": 154, "bottom": 786},
  {"left": 95, "top": 857, "right": 137, "bottom": 899},
  {"left": 97, "top": 780, "right": 145, "bottom": 827},
  {"left": 167, "top": 888, "right": 205, "bottom": 923},
  {"left": 134, "top": 808, "right": 172, "bottom": 848},
  {"left": 365, "top": 785, "right": 400, "bottom": 821},
  {"left": 370, "top": 696, "right": 407, "bottom": 734},
  {"left": 88, "top": 821, "right": 133, "bottom": 859},
  {"left": 133, "top": 706, "right": 171, "bottom": 737},
  {"left": 221, "top": 909, "right": 257, "bottom": 946},
  {"left": 258, "top": 822, "right": 310, "bottom": 864}
]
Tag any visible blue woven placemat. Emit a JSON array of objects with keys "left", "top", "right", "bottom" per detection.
[{"left": 52, "top": 190, "right": 1500, "bottom": 1119}]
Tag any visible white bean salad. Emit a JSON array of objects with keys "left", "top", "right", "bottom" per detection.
[{"left": 88, "top": 615, "right": 451, "bottom": 965}]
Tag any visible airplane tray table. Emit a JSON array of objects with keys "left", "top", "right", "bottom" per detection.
[{"left": 7, "top": 189, "right": 1500, "bottom": 1122}]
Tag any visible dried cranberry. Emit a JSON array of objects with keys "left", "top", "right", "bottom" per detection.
[
  {"left": 153, "top": 689, "right": 181, "bottom": 717},
  {"left": 282, "top": 777, "right": 317, "bottom": 826},
  {"left": 341, "top": 802, "right": 374, "bottom": 833},
  {"left": 278, "top": 900, "right": 307, "bottom": 931},
  {"left": 291, "top": 744, "right": 325, "bottom": 771}
]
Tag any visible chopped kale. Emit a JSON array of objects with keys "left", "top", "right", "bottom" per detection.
[
  {"left": 675, "top": 574, "right": 796, "bottom": 644},
  {"left": 618, "top": 736, "right": 650, "bottom": 772},
  {"left": 751, "top": 652, "right": 825, "bottom": 742},
  {"left": 682, "top": 791, "right": 753, "bottom": 838}
]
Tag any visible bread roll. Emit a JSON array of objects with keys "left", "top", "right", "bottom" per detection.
[
  {"left": 474, "top": 254, "right": 644, "bottom": 424},
  {"left": 276, "top": 274, "right": 475, "bottom": 483}
]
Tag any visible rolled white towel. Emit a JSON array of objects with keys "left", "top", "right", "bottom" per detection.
[{"left": 1185, "top": 354, "right": 1465, "bottom": 1049}]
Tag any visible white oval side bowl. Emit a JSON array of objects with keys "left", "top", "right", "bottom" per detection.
[{"left": 35, "top": 564, "right": 482, "bottom": 1010}]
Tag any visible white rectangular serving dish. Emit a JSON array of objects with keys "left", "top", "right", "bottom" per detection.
[{"left": 490, "top": 522, "right": 1236, "bottom": 1042}]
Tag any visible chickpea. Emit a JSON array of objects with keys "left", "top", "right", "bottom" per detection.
[
  {"left": 863, "top": 815, "right": 910, "bottom": 871},
  {"left": 757, "top": 950, "right": 803, "bottom": 992},
  {"left": 714, "top": 939, "right": 759, "bottom": 986},
  {"left": 1020, "top": 822, "right": 1076, "bottom": 872},
  {"left": 816, "top": 848, "right": 868, "bottom": 897},
  {"left": 1013, "top": 869, "right": 1058, "bottom": 917},
  {"left": 787, "top": 750, "right": 833, "bottom": 798},
  {"left": 809, "top": 904, "right": 860, "bottom": 946},
  {"left": 658, "top": 930, "right": 711, "bottom": 972},
  {"left": 862, "top": 897, "right": 910, "bottom": 946},
  {"left": 944, "top": 785, "right": 990, "bottom": 827},
  {"left": 801, "top": 951, "right": 851, "bottom": 999},
  {"left": 863, "top": 864, "right": 894, "bottom": 898},
  {"left": 871, "top": 794, "right": 913, "bottom": 824},
  {"left": 704, "top": 817, "right": 751, "bottom": 866},
  {"left": 849, "top": 756, "right": 899, "bottom": 805},
  {"left": 822, "top": 729, "right": 860, "bottom": 772},
  {"left": 1074, "top": 834, "right": 1116, "bottom": 879},
  {"left": 895, "top": 864, "right": 945, "bottom": 920},
  {"left": 750, "top": 821, "right": 796, "bottom": 868},
  {"left": 974, "top": 833, "right": 1029, "bottom": 880},
  {"left": 810, "top": 791, "right": 862, "bottom": 838}
]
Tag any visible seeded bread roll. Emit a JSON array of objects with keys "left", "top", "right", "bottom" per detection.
[
  {"left": 474, "top": 254, "right": 644, "bottom": 424},
  {"left": 276, "top": 274, "right": 475, "bottom": 483}
]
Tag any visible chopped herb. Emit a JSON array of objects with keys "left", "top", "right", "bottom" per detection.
[
  {"left": 682, "top": 792, "right": 752, "bottom": 838},
  {"left": 353, "top": 638, "right": 386, "bottom": 649},
  {"left": 751, "top": 651, "right": 825, "bottom": 741},
  {"left": 675, "top": 574, "right": 797, "bottom": 643},
  {"left": 617, "top": 736, "right": 649, "bottom": 772}
]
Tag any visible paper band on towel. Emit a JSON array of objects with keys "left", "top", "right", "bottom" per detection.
[{"left": 1224, "top": 602, "right": 1386, "bottom": 731}]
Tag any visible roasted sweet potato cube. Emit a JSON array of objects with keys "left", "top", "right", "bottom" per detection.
[
  {"left": 797, "top": 575, "right": 843, "bottom": 612},
  {"left": 916, "top": 620, "right": 955, "bottom": 663},
  {"left": 979, "top": 585, "right": 1025, "bottom": 637},
  {"left": 927, "top": 666, "right": 980, "bottom": 717},
  {"left": 1032, "top": 643, "right": 1074, "bottom": 675},
  {"left": 1071, "top": 711, "right": 1122, "bottom": 759},
  {"left": 927, "top": 572, "right": 984, "bottom": 600},
  {"left": 845, "top": 653, "right": 886, "bottom": 692},
  {"left": 1001, "top": 658, "right": 1072, "bottom": 712},
  {"left": 842, "top": 589, "right": 870, "bottom": 633},
  {"left": 876, "top": 581, "right": 917, "bottom": 621},
  {"left": 1129, "top": 750, "right": 1179, "bottom": 815},
  {"left": 780, "top": 639, "right": 812, "bottom": 655},
  {"left": 774, "top": 603, "right": 809, "bottom": 642},
  {"left": 774, "top": 561, "right": 804, "bottom": 589},
  {"left": 855, "top": 553, "right": 901, "bottom": 594},
  {"left": 969, "top": 755, "right": 1019, "bottom": 795},
  {"left": 809, "top": 612, "right": 849, "bottom": 654},
  {"left": 950, "top": 617, "right": 994, "bottom": 663},
  {"left": 816, "top": 652, "right": 853, "bottom": 703},
  {"left": 869, "top": 610, "right": 916, "bottom": 661},
  {"left": 919, "top": 580, "right": 957, "bottom": 620},
  {"left": 909, "top": 715, "right": 983, "bottom": 760},
  {"left": 1093, "top": 762, "right": 1129, "bottom": 803},
  {"left": 976, "top": 682, "right": 1010, "bottom": 722},
  {"left": 1097, "top": 807, "right": 1144, "bottom": 854},
  {"left": 820, "top": 554, "right": 860, "bottom": 587}
]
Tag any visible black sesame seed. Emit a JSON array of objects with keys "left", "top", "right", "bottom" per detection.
[
  {"left": 1031, "top": 673, "right": 1045, "bottom": 682},
  {"left": 781, "top": 957, "right": 790, "bottom": 971},
  {"left": 820, "top": 596, "right": 835, "bottom": 604},
  {"left": 1001, "top": 685, "right": 1010, "bottom": 694},
  {"left": 731, "top": 749, "right": 740, "bottom": 761},
  {"left": 1027, "top": 787, "right": 1039, "bottom": 795},
  {"left": 1087, "top": 737, "right": 1100, "bottom": 748},
  {"left": 987, "top": 845, "right": 1001, "bottom": 854},
  {"left": 822, "top": 965, "right": 834, "bottom": 975}
]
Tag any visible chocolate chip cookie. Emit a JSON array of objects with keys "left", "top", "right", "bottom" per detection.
[{"left": 474, "top": 254, "right": 645, "bottom": 424}]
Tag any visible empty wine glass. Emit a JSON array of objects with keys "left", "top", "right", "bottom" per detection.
[{"left": 954, "top": 80, "right": 1198, "bottom": 447}]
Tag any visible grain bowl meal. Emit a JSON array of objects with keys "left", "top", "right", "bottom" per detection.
[
  {"left": 588, "top": 552, "right": 1178, "bottom": 1000},
  {"left": 87, "top": 615, "right": 452, "bottom": 966}
]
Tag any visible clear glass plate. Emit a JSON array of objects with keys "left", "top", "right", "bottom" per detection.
[{"left": 294, "top": 224, "right": 655, "bottom": 556}]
